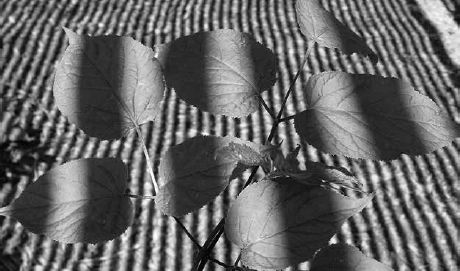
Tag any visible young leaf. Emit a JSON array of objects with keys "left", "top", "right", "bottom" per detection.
[
  {"left": 225, "top": 179, "right": 373, "bottom": 269},
  {"left": 305, "top": 161, "right": 362, "bottom": 191},
  {"left": 53, "top": 28, "right": 165, "bottom": 140},
  {"left": 217, "top": 141, "right": 269, "bottom": 167},
  {"left": 311, "top": 244, "right": 393, "bottom": 271},
  {"left": 296, "top": 0, "right": 378, "bottom": 63},
  {"left": 156, "top": 135, "right": 266, "bottom": 217},
  {"left": 0, "top": 158, "right": 133, "bottom": 244},
  {"left": 156, "top": 29, "right": 277, "bottom": 117},
  {"left": 268, "top": 144, "right": 301, "bottom": 172},
  {"left": 294, "top": 71, "right": 460, "bottom": 160}
]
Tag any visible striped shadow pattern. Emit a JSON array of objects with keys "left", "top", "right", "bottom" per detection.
[{"left": 0, "top": 0, "right": 458, "bottom": 270}]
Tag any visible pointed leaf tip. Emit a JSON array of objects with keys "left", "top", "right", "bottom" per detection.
[
  {"left": 62, "top": 27, "right": 79, "bottom": 45},
  {"left": 295, "top": 0, "right": 378, "bottom": 63},
  {"left": 311, "top": 244, "right": 393, "bottom": 271}
]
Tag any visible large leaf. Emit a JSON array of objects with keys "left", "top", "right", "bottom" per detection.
[
  {"left": 311, "top": 244, "right": 393, "bottom": 271},
  {"left": 156, "top": 135, "right": 266, "bottom": 217},
  {"left": 156, "top": 29, "right": 277, "bottom": 117},
  {"left": 53, "top": 28, "right": 164, "bottom": 139},
  {"left": 294, "top": 71, "right": 460, "bottom": 160},
  {"left": 0, "top": 158, "right": 133, "bottom": 244},
  {"left": 225, "top": 179, "right": 373, "bottom": 269},
  {"left": 296, "top": 0, "right": 378, "bottom": 63}
]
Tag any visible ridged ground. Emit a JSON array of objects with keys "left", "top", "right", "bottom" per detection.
[{"left": 0, "top": 0, "right": 459, "bottom": 270}]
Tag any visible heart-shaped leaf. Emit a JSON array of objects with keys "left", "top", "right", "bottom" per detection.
[
  {"left": 156, "top": 29, "right": 277, "bottom": 117},
  {"left": 311, "top": 244, "right": 393, "bottom": 271},
  {"left": 156, "top": 135, "right": 266, "bottom": 217},
  {"left": 53, "top": 28, "right": 164, "bottom": 139},
  {"left": 296, "top": 0, "right": 378, "bottom": 63},
  {"left": 294, "top": 71, "right": 460, "bottom": 160},
  {"left": 225, "top": 179, "right": 373, "bottom": 269},
  {"left": 0, "top": 158, "right": 133, "bottom": 244}
]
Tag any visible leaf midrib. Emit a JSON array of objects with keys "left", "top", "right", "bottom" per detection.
[
  {"left": 79, "top": 45, "right": 139, "bottom": 129},
  {"left": 0, "top": 195, "right": 127, "bottom": 215},
  {"left": 310, "top": 106, "right": 439, "bottom": 125}
]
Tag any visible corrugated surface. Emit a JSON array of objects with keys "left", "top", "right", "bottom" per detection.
[{"left": 0, "top": 0, "right": 458, "bottom": 270}]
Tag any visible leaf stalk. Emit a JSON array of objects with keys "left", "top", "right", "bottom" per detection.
[
  {"left": 127, "top": 194, "right": 204, "bottom": 253},
  {"left": 126, "top": 194, "right": 156, "bottom": 200},
  {"left": 134, "top": 125, "right": 159, "bottom": 194},
  {"left": 276, "top": 41, "right": 314, "bottom": 121}
]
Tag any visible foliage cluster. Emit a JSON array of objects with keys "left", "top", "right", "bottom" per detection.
[{"left": 1, "top": 0, "right": 459, "bottom": 270}]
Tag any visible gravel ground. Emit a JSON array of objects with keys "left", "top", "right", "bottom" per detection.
[{"left": 0, "top": 0, "right": 459, "bottom": 270}]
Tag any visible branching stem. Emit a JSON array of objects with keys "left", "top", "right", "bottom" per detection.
[
  {"left": 194, "top": 42, "right": 316, "bottom": 271},
  {"left": 259, "top": 94, "right": 277, "bottom": 119},
  {"left": 278, "top": 114, "right": 296, "bottom": 123},
  {"left": 173, "top": 216, "right": 202, "bottom": 248}
]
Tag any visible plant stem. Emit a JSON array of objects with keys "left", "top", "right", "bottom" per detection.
[
  {"left": 208, "top": 258, "right": 245, "bottom": 271},
  {"left": 173, "top": 216, "right": 202, "bottom": 248},
  {"left": 259, "top": 94, "right": 277, "bottom": 119},
  {"left": 134, "top": 125, "right": 159, "bottom": 195},
  {"left": 193, "top": 219, "right": 225, "bottom": 269},
  {"left": 194, "top": 42, "right": 315, "bottom": 271},
  {"left": 171, "top": 219, "right": 230, "bottom": 270},
  {"left": 276, "top": 41, "right": 314, "bottom": 121},
  {"left": 127, "top": 194, "right": 204, "bottom": 254},
  {"left": 126, "top": 194, "right": 156, "bottom": 200},
  {"left": 234, "top": 252, "right": 241, "bottom": 266},
  {"left": 278, "top": 114, "right": 296, "bottom": 123},
  {"left": 208, "top": 258, "right": 231, "bottom": 269}
]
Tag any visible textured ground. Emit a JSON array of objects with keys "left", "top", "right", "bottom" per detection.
[{"left": 0, "top": 0, "right": 459, "bottom": 270}]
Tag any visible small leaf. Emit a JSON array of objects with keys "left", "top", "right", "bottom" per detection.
[
  {"left": 53, "top": 28, "right": 164, "bottom": 139},
  {"left": 296, "top": 0, "right": 378, "bottom": 63},
  {"left": 225, "top": 179, "right": 373, "bottom": 269},
  {"left": 284, "top": 145, "right": 301, "bottom": 171},
  {"left": 218, "top": 141, "right": 269, "bottom": 167},
  {"left": 268, "top": 144, "right": 302, "bottom": 172},
  {"left": 311, "top": 244, "right": 393, "bottom": 271},
  {"left": 306, "top": 161, "right": 362, "bottom": 191},
  {"left": 294, "top": 71, "right": 460, "bottom": 160},
  {"left": 156, "top": 135, "right": 265, "bottom": 217},
  {"left": 0, "top": 158, "right": 133, "bottom": 244},
  {"left": 156, "top": 29, "right": 277, "bottom": 117}
]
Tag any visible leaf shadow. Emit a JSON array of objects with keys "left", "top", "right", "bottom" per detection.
[
  {"left": 10, "top": 32, "right": 128, "bottom": 244},
  {"left": 158, "top": 30, "right": 276, "bottom": 118},
  {"left": 157, "top": 30, "right": 275, "bottom": 269},
  {"left": 66, "top": 33, "right": 127, "bottom": 139},
  {"left": 350, "top": 77, "right": 429, "bottom": 159},
  {"left": 70, "top": 33, "right": 124, "bottom": 243},
  {"left": 299, "top": 68, "right": 431, "bottom": 270}
]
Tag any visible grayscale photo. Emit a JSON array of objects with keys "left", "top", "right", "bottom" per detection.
[{"left": 0, "top": 0, "right": 458, "bottom": 270}]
